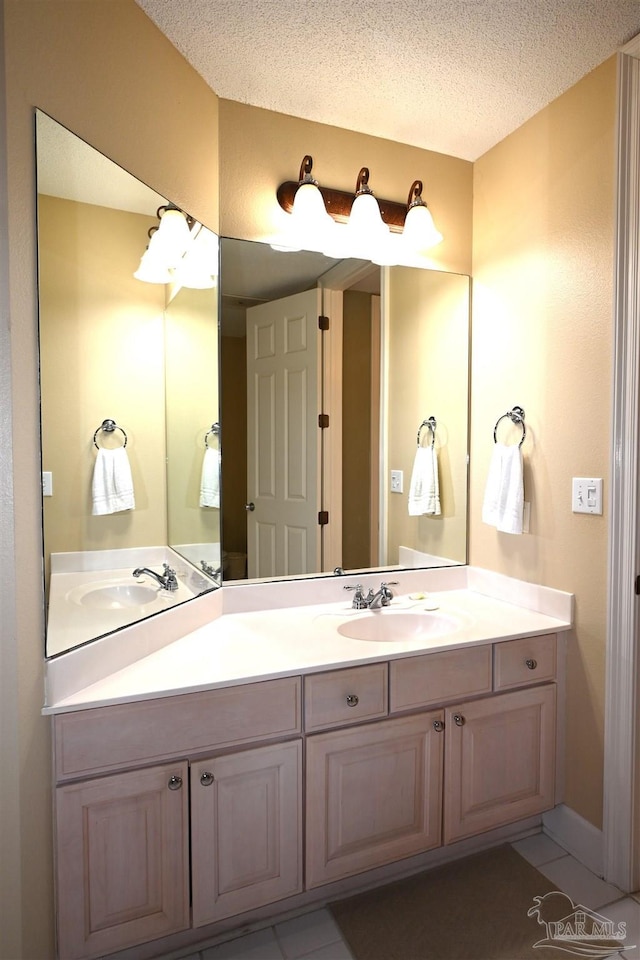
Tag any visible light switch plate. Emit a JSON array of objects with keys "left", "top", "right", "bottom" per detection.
[
  {"left": 42, "top": 471, "right": 53, "bottom": 497},
  {"left": 572, "top": 477, "right": 603, "bottom": 515},
  {"left": 390, "top": 469, "right": 403, "bottom": 493}
]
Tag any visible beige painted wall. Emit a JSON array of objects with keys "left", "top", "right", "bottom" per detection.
[
  {"left": 471, "top": 57, "right": 616, "bottom": 828},
  {"left": 385, "top": 267, "right": 470, "bottom": 565},
  {"left": 39, "top": 196, "right": 168, "bottom": 560},
  {"left": 2, "top": 2, "right": 219, "bottom": 956},
  {"left": 218, "top": 100, "right": 473, "bottom": 277}
]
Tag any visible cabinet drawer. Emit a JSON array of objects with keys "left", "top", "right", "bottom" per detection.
[
  {"left": 54, "top": 676, "right": 302, "bottom": 781},
  {"left": 304, "top": 663, "right": 388, "bottom": 732},
  {"left": 494, "top": 634, "right": 557, "bottom": 690},
  {"left": 390, "top": 645, "right": 492, "bottom": 713}
]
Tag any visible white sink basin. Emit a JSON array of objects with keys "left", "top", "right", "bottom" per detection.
[
  {"left": 67, "top": 581, "right": 160, "bottom": 610},
  {"left": 337, "top": 610, "right": 460, "bottom": 643}
]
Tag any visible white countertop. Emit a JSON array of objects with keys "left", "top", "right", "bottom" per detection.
[{"left": 43, "top": 584, "right": 572, "bottom": 714}]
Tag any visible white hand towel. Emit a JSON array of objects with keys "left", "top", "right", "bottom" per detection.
[
  {"left": 92, "top": 447, "right": 135, "bottom": 516},
  {"left": 408, "top": 445, "right": 441, "bottom": 517},
  {"left": 200, "top": 446, "right": 220, "bottom": 508},
  {"left": 482, "top": 442, "right": 524, "bottom": 534}
]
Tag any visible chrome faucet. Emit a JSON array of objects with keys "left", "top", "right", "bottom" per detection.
[
  {"left": 132, "top": 563, "right": 179, "bottom": 591},
  {"left": 345, "top": 581, "right": 398, "bottom": 609},
  {"left": 200, "top": 560, "right": 221, "bottom": 579}
]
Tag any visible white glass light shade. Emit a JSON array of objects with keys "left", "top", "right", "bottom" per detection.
[
  {"left": 133, "top": 249, "right": 174, "bottom": 283},
  {"left": 345, "top": 191, "right": 390, "bottom": 262},
  {"left": 274, "top": 180, "right": 336, "bottom": 253},
  {"left": 402, "top": 202, "right": 443, "bottom": 253},
  {"left": 150, "top": 207, "right": 191, "bottom": 265}
]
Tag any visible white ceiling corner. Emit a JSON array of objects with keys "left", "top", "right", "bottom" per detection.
[{"left": 135, "top": 0, "right": 640, "bottom": 162}]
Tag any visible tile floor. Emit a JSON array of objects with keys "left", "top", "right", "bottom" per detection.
[{"left": 169, "top": 833, "right": 640, "bottom": 960}]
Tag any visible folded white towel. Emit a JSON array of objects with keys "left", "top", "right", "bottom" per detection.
[
  {"left": 92, "top": 447, "right": 135, "bottom": 516},
  {"left": 408, "top": 445, "right": 441, "bottom": 517},
  {"left": 482, "top": 442, "right": 524, "bottom": 534},
  {"left": 200, "top": 446, "right": 220, "bottom": 508}
]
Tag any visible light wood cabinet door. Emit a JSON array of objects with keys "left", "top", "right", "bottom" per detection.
[
  {"left": 191, "top": 740, "right": 303, "bottom": 926},
  {"left": 55, "top": 761, "right": 189, "bottom": 960},
  {"left": 444, "top": 685, "right": 556, "bottom": 844},
  {"left": 306, "top": 712, "right": 444, "bottom": 888}
]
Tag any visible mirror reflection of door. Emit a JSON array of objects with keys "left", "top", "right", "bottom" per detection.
[{"left": 246, "top": 288, "right": 322, "bottom": 578}]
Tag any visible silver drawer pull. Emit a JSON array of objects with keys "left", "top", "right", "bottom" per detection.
[
  {"left": 453, "top": 714, "right": 465, "bottom": 726},
  {"left": 167, "top": 775, "right": 183, "bottom": 791},
  {"left": 525, "top": 658, "right": 538, "bottom": 670},
  {"left": 200, "top": 771, "right": 214, "bottom": 786},
  {"left": 433, "top": 719, "right": 445, "bottom": 732},
  {"left": 346, "top": 694, "right": 359, "bottom": 707}
]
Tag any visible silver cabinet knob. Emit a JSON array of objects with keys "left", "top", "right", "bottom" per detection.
[
  {"left": 433, "top": 719, "right": 445, "bottom": 732},
  {"left": 200, "top": 771, "right": 214, "bottom": 786},
  {"left": 525, "top": 658, "right": 538, "bottom": 670},
  {"left": 167, "top": 775, "right": 183, "bottom": 790},
  {"left": 453, "top": 714, "right": 465, "bottom": 726},
  {"left": 346, "top": 694, "right": 359, "bottom": 707},
  {"left": 245, "top": 502, "right": 255, "bottom": 511}
]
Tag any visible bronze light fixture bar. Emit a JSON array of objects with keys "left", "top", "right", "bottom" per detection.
[{"left": 277, "top": 155, "right": 414, "bottom": 233}]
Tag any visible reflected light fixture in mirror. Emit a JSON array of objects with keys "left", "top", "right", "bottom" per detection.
[
  {"left": 274, "top": 155, "right": 442, "bottom": 265},
  {"left": 133, "top": 202, "right": 218, "bottom": 289}
]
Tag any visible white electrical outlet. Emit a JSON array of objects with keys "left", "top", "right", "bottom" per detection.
[
  {"left": 390, "top": 469, "right": 404, "bottom": 493},
  {"left": 572, "top": 477, "right": 603, "bottom": 515},
  {"left": 42, "top": 471, "right": 53, "bottom": 497}
]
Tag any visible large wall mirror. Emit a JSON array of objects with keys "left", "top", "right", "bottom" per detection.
[
  {"left": 219, "top": 238, "right": 470, "bottom": 583},
  {"left": 36, "top": 111, "right": 221, "bottom": 658}
]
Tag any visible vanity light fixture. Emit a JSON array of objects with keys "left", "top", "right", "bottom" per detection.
[
  {"left": 271, "top": 155, "right": 337, "bottom": 252},
  {"left": 274, "top": 155, "right": 443, "bottom": 264},
  {"left": 401, "top": 180, "right": 443, "bottom": 253}
]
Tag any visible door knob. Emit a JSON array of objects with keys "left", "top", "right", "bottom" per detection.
[{"left": 245, "top": 502, "right": 255, "bottom": 511}]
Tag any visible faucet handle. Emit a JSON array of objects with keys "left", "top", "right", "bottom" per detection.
[{"left": 344, "top": 583, "right": 368, "bottom": 609}]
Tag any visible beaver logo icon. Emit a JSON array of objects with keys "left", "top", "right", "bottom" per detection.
[{"left": 528, "top": 891, "right": 630, "bottom": 957}]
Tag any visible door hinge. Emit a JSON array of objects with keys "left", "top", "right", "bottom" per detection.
[
  {"left": 318, "top": 511, "right": 329, "bottom": 526},
  {"left": 318, "top": 413, "right": 329, "bottom": 429},
  {"left": 318, "top": 315, "right": 330, "bottom": 331},
  {"left": 635, "top": 575, "right": 640, "bottom": 596}
]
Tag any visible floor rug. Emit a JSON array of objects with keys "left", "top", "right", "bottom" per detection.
[{"left": 329, "top": 844, "right": 624, "bottom": 960}]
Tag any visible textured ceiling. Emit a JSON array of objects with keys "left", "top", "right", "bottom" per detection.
[{"left": 135, "top": 0, "right": 640, "bottom": 161}]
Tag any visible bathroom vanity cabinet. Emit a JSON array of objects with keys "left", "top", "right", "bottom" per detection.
[{"left": 51, "top": 632, "right": 558, "bottom": 960}]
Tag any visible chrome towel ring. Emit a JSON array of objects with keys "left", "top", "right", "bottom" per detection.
[
  {"left": 417, "top": 416, "right": 437, "bottom": 447},
  {"left": 204, "top": 422, "right": 220, "bottom": 447},
  {"left": 93, "top": 419, "right": 127, "bottom": 449},
  {"left": 493, "top": 406, "right": 526, "bottom": 447}
]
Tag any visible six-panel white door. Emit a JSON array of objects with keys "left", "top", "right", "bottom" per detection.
[{"left": 246, "top": 289, "right": 322, "bottom": 578}]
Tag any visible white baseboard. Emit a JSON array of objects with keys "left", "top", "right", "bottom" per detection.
[{"left": 543, "top": 804, "right": 604, "bottom": 878}]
